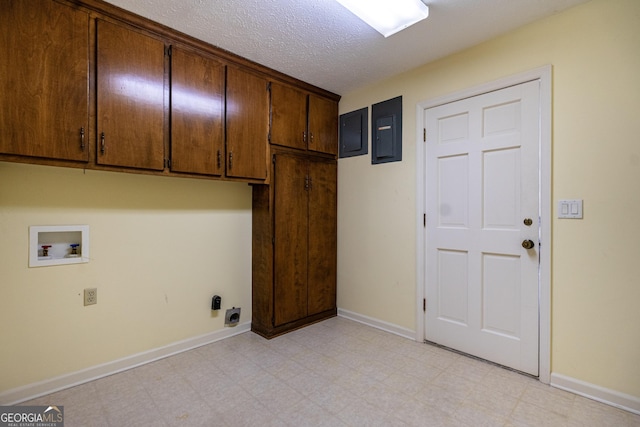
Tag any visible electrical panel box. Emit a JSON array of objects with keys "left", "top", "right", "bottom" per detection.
[
  {"left": 339, "top": 107, "right": 368, "bottom": 158},
  {"left": 371, "top": 96, "right": 402, "bottom": 164}
]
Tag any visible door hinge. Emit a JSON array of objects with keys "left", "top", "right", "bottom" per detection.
[
  {"left": 164, "top": 158, "right": 171, "bottom": 169},
  {"left": 267, "top": 82, "right": 271, "bottom": 92},
  {"left": 165, "top": 46, "right": 172, "bottom": 57},
  {"left": 423, "top": 298, "right": 427, "bottom": 312},
  {"left": 423, "top": 128, "right": 426, "bottom": 142}
]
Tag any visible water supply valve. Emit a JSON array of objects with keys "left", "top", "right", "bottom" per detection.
[
  {"left": 41, "top": 245, "right": 52, "bottom": 257},
  {"left": 69, "top": 243, "right": 80, "bottom": 257}
]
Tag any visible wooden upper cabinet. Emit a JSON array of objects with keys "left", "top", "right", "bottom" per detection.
[
  {"left": 96, "top": 19, "right": 165, "bottom": 171},
  {"left": 226, "top": 66, "right": 269, "bottom": 180},
  {"left": 170, "top": 47, "right": 225, "bottom": 176},
  {"left": 0, "top": 0, "right": 89, "bottom": 161},
  {"left": 308, "top": 94, "right": 339, "bottom": 156},
  {"left": 270, "top": 82, "right": 338, "bottom": 156},
  {"left": 270, "top": 83, "right": 307, "bottom": 151}
]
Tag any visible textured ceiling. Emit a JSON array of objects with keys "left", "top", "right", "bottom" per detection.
[{"left": 103, "top": 0, "right": 590, "bottom": 95}]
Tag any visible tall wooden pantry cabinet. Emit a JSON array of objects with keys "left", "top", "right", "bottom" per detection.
[
  {"left": 252, "top": 80, "right": 339, "bottom": 338},
  {"left": 252, "top": 153, "right": 338, "bottom": 338}
]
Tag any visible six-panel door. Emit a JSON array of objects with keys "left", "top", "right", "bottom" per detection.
[{"left": 424, "top": 81, "right": 541, "bottom": 375}]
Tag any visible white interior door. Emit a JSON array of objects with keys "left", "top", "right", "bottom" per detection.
[{"left": 424, "top": 80, "right": 540, "bottom": 375}]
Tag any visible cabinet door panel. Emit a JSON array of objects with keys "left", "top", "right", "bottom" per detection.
[
  {"left": 307, "top": 159, "right": 337, "bottom": 315},
  {"left": 308, "top": 95, "right": 338, "bottom": 156},
  {"left": 270, "top": 82, "right": 307, "bottom": 150},
  {"left": 226, "top": 67, "right": 268, "bottom": 180},
  {"left": 274, "top": 155, "right": 308, "bottom": 326},
  {"left": 0, "top": 0, "right": 89, "bottom": 161},
  {"left": 171, "top": 47, "right": 225, "bottom": 176},
  {"left": 97, "top": 20, "right": 165, "bottom": 170}
]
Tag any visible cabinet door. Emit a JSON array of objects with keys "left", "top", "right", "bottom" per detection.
[
  {"left": 0, "top": 0, "right": 89, "bottom": 161},
  {"left": 308, "top": 94, "right": 339, "bottom": 156},
  {"left": 307, "top": 159, "right": 337, "bottom": 315},
  {"left": 273, "top": 154, "right": 308, "bottom": 326},
  {"left": 97, "top": 20, "right": 165, "bottom": 170},
  {"left": 170, "top": 47, "right": 225, "bottom": 176},
  {"left": 226, "top": 67, "right": 268, "bottom": 180},
  {"left": 270, "top": 82, "right": 307, "bottom": 150}
]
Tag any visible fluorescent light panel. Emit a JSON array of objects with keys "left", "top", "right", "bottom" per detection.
[{"left": 336, "top": 0, "right": 429, "bottom": 37}]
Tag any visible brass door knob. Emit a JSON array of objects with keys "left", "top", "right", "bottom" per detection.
[{"left": 522, "top": 239, "right": 535, "bottom": 250}]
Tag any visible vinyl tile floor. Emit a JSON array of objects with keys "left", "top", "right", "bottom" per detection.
[{"left": 23, "top": 317, "right": 640, "bottom": 426}]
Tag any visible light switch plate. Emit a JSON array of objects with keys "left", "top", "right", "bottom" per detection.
[{"left": 558, "top": 199, "right": 583, "bottom": 219}]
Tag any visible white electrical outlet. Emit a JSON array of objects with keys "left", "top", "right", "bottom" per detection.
[{"left": 84, "top": 288, "right": 97, "bottom": 306}]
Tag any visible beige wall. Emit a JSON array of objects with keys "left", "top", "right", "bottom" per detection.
[
  {"left": 0, "top": 162, "right": 252, "bottom": 392},
  {"left": 337, "top": 0, "right": 640, "bottom": 398}
]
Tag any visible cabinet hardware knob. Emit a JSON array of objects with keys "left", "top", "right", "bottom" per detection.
[
  {"left": 80, "top": 127, "right": 85, "bottom": 150},
  {"left": 100, "top": 132, "right": 105, "bottom": 154},
  {"left": 229, "top": 151, "right": 233, "bottom": 170},
  {"left": 217, "top": 150, "right": 221, "bottom": 169}
]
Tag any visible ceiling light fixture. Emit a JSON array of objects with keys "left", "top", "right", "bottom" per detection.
[{"left": 335, "top": 0, "right": 429, "bottom": 38}]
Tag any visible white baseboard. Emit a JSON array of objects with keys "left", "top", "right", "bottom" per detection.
[
  {"left": 0, "top": 322, "right": 251, "bottom": 406},
  {"left": 337, "top": 308, "right": 416, "bottom": 341},
  {"left": 550, "top": 372, "right": 640, "bottom": 415}
]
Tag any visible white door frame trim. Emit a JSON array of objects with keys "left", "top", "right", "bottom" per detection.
[{"left": 415, "top": 65, "right": 552, "bottom": 384}]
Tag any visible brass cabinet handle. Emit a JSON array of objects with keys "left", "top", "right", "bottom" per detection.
[
  {"left": 217, "top": 150, "right": 221, "bottom": 169},
  {"left": 80, "top": 127, "right": 85, "bottom": 150},
  {"left": 229, "top": 151, "right": 233, "bottom": 170},
  {"left": 100, "top": 132, "right": 105, "bottom": 154}
]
